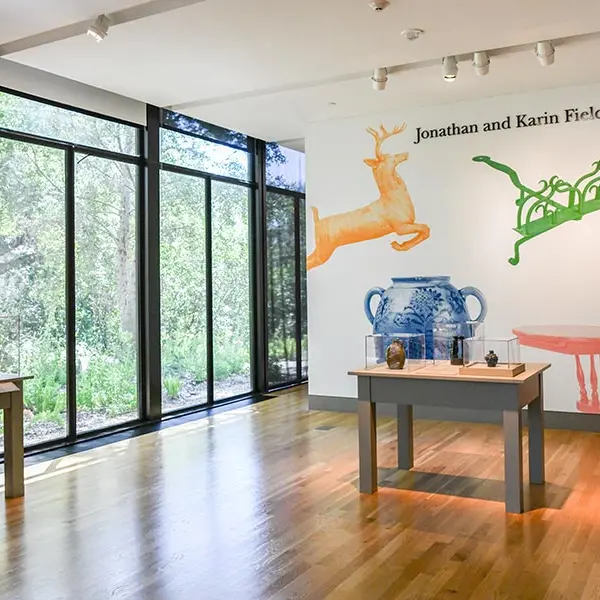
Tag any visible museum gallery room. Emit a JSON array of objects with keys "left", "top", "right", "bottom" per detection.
[{"left": 2, "top": 1, "right": 600, "bottom": 600}]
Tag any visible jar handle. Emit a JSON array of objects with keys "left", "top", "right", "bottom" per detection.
[
  {"left": 459, "top": 286, "right": 487, "bottom": 323},
  {"left": 364, "top": 287, "right": 385, "bottom": 325}
]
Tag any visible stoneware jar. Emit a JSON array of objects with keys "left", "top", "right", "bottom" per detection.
[
  {"left": 485, "top": 349, "right": 499, "bottom": 367},
  {"left": 364, "top": 276, "right": 487, "bottom": 359},
  {"left": 385, "top": 338, "right": 406, "bottom": 370}
]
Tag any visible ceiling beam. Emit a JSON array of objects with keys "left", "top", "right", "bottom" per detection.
[
  {"left": 0, "top": 0, "right": 207, "bottom": 57},
  {"left": 170, "top": 29, "right": 600, "bottom": 113}
]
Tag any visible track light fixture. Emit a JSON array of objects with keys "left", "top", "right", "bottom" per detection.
[
  {"left": 472, "top": 51, "right": 490, "bottom": 76},
  {"left": 535, "top": 41, "right": 555, "bottom": 66},
  {"left": 442, "top": 56, "right": 458, "bottom": 82},
  {"left": 371, "top": 67, "right": 388, "bottom": 91},
  {"left": 87, "top": 14, "right": 110, "bottom": 42}
]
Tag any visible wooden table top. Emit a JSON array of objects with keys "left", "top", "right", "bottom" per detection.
[
  {"left": 0, "top": 373, "right": 33, "bottom": 384},
  {"left": 348, "top": 361, "right": 551, "bottom": 384},
  {"left": 513, "top": 325, "right": 600, "bottom": 355}
]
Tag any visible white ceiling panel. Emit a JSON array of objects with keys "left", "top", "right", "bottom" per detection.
[{"left": 1, "top": 0, "right": 600, "bottom": 143}]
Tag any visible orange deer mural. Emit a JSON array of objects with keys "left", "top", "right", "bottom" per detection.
[{"left": 307, "top": 123, "right": 430, "bottom": 270}]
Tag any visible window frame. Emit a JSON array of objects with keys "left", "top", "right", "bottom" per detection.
[
  {"left": 0, "top": 87, "right": 307, "bottom": 457},
  {"left": 0, "top": 89, "right": 145, "bottom": 451},
  {"left": 157, "top": 125, "right": 256, "bottom": 413},
  {"left": 264, "top": 186, "right": 307, "bottom": 391}
]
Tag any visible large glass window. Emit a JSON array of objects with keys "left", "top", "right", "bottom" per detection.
[
  {"left": 162, "top": 110, "right": 249, "bottom": 150},
  {"left": 0, "top": 89, "right": 308, "bottom": 452},
  {"left": 160, "top": 171, "right": 207, "bottom": 412},
  {"left": 0, "top": 137, "right": 67, "bottom": 447},
  {"left": 266, "top": 143, "right": 306, "bottom": 193},
  {"left": 161, "top": 129, "right": 250, "bottom": 182},
  {"left": 75, "top": 154, "right": 139, "bottom": 432},
  {"left": 159, "top": 117, "right": 254, "bottom": 410},
  {"left": 0, "top": 91, "right": 138, "bottom": 156},
  {"left": 265, "top": 142, "right": 307, "bottom": 390},
  {"left": 0, "top": 89, "right": 142, "bottom": 447},
  {"left": 266, "top": 192, "right": 298, "bottom": 387},
  {"left": 212, "top": 181, "right": 252, "bottom": 400}
]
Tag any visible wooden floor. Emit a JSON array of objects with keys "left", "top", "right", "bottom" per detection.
[{"left": 2, "top": 388, "right": 600, "bottom": 600}]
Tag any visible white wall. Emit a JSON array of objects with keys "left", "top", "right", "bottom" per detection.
[
  {"left": 306, "top": 82, "right": 600, "bottom": 413},
  {"left": 0, "top": 59, "right": 146, "bottom": 125}
]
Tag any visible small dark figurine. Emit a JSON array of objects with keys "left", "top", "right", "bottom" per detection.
[
  {"left": 450, "top": 335, "right": 465, "bottom": 366},
  {"left": 386, "top": 338, "right": 406, "bottom": 370},
  {"left": 485, "top": 349, "right": 499, "bottom": 367}
]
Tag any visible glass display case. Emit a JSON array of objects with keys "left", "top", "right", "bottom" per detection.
[
  {"left": 465, "top": 320, "right": 485, "bottom": 339},
  {"left": 365, "top": 333, "right": 426, "bottom": 371},
  {"left": 462, "top": 336, "right": 524, "bottom": 376},
  {"left": 431, "top": 321, "right": 485, "bottom": 364},
  {"left": 0, "top": 315, "right": 21, "bottom": 374}
]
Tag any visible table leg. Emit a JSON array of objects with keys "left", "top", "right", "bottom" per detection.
[
  {"left": 357, "top": 377, "right": 377, "bottom": 494},
  {"left": 4, "top": 382, "right": 25, "bottom": 498},
  {"left": 396, "top": 405, "right": 414, "bottom": 470},
  {"left": 590, "top": 355, "right": 599, "bottom": 412},
  {"left": 503, "top": 409, "right": 524, "bottom": 513},
  {"left": 528, "top": 374, "right": 545, "bottom": 485},
  {"left": 575, "top": 355, "right": 589, "bottom": 410}
]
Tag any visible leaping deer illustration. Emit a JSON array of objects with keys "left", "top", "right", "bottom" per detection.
[{"left": 307, "top": 123, "right": 430, "bottom": 270}]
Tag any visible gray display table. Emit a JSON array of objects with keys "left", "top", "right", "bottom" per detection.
[{"left": 348, "top": 362, "right": 551, "bottom": 513}]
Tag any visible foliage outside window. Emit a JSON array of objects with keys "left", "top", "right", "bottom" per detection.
[
  {"left": 161, "top": 128, "right": 251, "bottom": 182},
  {"left": 0, "top": 91, "right": 141, "bottom": 447},
  {"left": 0, "top": 91, "right": 138, "bottom": 156},
  {"left": 161, "top": 110, "right": 249, "bottom": 151},
  {"left": 0, "top": 138, "right": 67, "bottom": 448},
  {"left": 265, "top": 142, "right": 307, "bottom": 387},
  {"left": 0, "top": 93, "right": 307, "bottom": 448},
  {"left": 75, "top": 154, "right": 138, "bottom": 432},
  {"left": 266, "top": 143, "right": 306, "bottom": 193},
  {"left": 159, "top": 123, "right": 253, "bottom": 409}
]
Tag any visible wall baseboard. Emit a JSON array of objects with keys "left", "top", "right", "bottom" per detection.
[{"left": 308, "top": 395, "right": 600, "bottom": 432}]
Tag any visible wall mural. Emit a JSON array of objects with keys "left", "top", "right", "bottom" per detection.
[
  {"left": 514, "top": 326, "right": 600, "bottom": 414},
  {"left": 364, "top": 276, "right": 487, "bottom": 359},
  {"left": 307, "top": 88, "right": 600, "bottom": 418},
  {"left": 307, "top": 124, "right": 429, "bottom": 270},
  {"left": 473, "top": 155, "right": 600, "bottom": 265}
]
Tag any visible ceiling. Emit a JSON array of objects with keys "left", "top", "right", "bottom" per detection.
[{"left": 2, "top": 0, "right": 600, "bottom": 147}]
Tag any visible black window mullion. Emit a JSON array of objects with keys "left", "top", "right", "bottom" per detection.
[
  {"left": 205, "top": 177, "right": 215, "bottom": 406},
  {"left": 136, "top": 127, "right": 147, "bottom": 421},
  {"left": 247, "top": 139, "right": 257, "bottom": 394},
  {"left": 294, "top": 196, "right": 302, "bottom": 384},
  {"left": 247, "top": 186, "right": 257, "bottom": 394},
  {"left": 65, "top": 147, "right": 77, "bottom": 441},
  {"left": 253, "top": 140, "right": 268, "bottom": 394},
  {"left": 144, "top": 105, "right": 162, "bottom": 420}
]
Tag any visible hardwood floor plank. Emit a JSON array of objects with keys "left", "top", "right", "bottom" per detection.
[{"left": 0, "top": 387, "right": 599, "bottom": 599}]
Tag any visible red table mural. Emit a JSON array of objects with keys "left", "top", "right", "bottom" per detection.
[{"left": 513, "top": 326, "right": 600, "bottom": 414}]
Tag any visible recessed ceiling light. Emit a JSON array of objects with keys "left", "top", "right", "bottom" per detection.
[
  {"left": 401, "top": 28, "right": 424, "bottom": 41},
  {"left": 368, "top": 0, "right": 390, "bottom": 11},
  {"left": 87, "top": 14, "right": 110, "bottom": 42},
  {"left": 442, "top": 56, "right": 458, "bottom": 82}
]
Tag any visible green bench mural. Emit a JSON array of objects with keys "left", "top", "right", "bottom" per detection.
[{"left": 473, "top": 155, "right": 600, "bottom": 265}]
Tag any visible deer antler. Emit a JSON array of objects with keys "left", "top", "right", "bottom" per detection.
[{"left": 366, "top": 123, "right": 407, "bottom": 157}]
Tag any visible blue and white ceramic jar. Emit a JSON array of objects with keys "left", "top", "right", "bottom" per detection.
[{"left": 364, "top": 276, "right": 487, "bottom": 359}]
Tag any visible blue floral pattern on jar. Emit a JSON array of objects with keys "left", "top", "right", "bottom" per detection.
[{"left": 364, "top": 277, "right": 487, "bottom": 359}]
